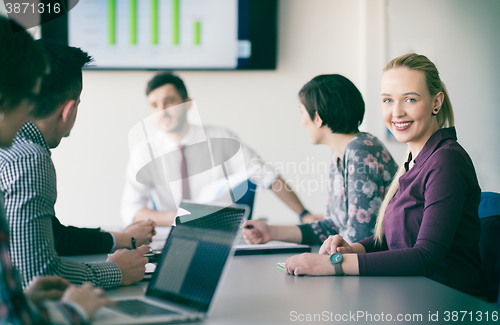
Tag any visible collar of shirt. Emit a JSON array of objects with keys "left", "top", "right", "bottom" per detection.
[
  {"left": 155, "top": 124, "right": 207, "bottom": 149},
  {"left": 17, "top": 121, "right": 51, "bottom": 156},
  {"left": 409, "top": 126, "right": 457, "bottom": 171}
]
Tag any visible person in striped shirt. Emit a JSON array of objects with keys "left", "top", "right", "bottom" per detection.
[
  {"left": 0, "top": 40, "right": 150, "bottom": 290},
  {"left": 0, "top": 15, "right": 113, "bottom": 324}
]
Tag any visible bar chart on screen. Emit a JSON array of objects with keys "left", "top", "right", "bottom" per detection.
[{"left": 68, "top": 0, "right": 238, "bottom": 69}]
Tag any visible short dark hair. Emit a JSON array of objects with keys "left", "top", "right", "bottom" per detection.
[
  {"left": 33, "top": 40, "right": 93, "bottom": 119},
  {"left": 146, "top": 73, "right": 188, "bottom": 100},
  {"left": 298, "top": 74, "right": 365, "bottom": 134},
  {"left": 0, "top": 17, "right": 47, "bottom": 111}
]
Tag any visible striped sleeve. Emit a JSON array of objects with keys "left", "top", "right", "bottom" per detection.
[
  {"left": 0, "top": 214, "right": 88, "bottom": 325},
  {"left": 2, "top": 153, "right": 121, "bottom": 289}
]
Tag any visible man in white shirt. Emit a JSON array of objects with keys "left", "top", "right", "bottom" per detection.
[{"left": 121, "top": 73, "right": 321, "bottom": 226}]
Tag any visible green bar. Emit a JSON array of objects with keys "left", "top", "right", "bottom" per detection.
[
  {"left": 130, "top": 0, "right": 137, "bottom": 45},
  {"left": 152, "top": 0, "right": 158, "bottom": 45},
  {"left": 172, "top": 0, "right": 179, "bottom": 45},
  {"left": 194, "top": 21, "right": 200, "bottom": 45},
  {"left": 108, "top": 0, "right": 115, "bottom": 45}
]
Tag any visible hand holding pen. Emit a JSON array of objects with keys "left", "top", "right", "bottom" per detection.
[
  {"left": 123, "top": 219, "right": 157, "bottom": 247},
  {"left": 242, "top": 220, "right": 272, "bottom": 244}
]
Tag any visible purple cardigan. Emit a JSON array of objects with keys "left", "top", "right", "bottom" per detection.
[{"left": 357, "top": 127, "right": 487, "bottom": 296}]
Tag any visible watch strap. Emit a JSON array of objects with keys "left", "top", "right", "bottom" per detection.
[
  {"left": 333, "top": 263, "right": 343, "bottom": 276},
  {"left": 298, "top": 209, "right": 310, "bottom": 222}
]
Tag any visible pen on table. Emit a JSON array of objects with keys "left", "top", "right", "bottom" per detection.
[{"left": 131, "top": 237, "right": 137, "bottom": 249}]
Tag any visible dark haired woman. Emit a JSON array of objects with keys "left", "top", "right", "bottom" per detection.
[{"left": 243, "top": 74, "right": 398, "bottom": 246}]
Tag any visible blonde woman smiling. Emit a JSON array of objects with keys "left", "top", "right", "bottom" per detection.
[{"left": 285, "top": 53, "right": 486, "bottom": 297}]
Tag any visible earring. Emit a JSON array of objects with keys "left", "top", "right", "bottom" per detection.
[{"left": 431, "top": 107, "right": 439, "bottom": 116}]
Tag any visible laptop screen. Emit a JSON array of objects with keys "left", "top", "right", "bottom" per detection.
[
  {"left": 176, "top": 203, "right": 248, "bottom": 232},
  {"left": 146, "top": 224, "right": 236, "bottom": 312}
]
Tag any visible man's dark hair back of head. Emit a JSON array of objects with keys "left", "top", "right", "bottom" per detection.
[
  {"left": 33, "top": 40, "right": 93, "bottom": 119},
  {"left": 299, "top": 74, "right": 365, "bottom": 134},
  {"left": 0, "top": 16, "right": 47, "bottom": 110},
  {"left": 146, "top": 73, "right": 188, "bottom": 100}
]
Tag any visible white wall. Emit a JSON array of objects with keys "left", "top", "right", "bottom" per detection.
[
  {"left": 52, "top": 0, "right": 500, "bottom": 229},
  {"left": 387, "top": 0, "right": 500, "bottom": 193},
  {"left": 53, "top": 0, "right": 367, "bottom": 229}
]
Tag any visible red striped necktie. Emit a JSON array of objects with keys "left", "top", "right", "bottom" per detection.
[{"left": 179, "top": 145, "right": 190, "bottom": 200}]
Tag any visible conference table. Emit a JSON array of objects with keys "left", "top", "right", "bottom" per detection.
[{"left": 70, "top": 230, "right": 499, "bottom": 325}]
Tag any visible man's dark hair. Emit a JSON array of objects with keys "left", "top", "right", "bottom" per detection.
[
  {"left": 146, "top": 73, "right": 188, "bottom": 100},
  {"left": 33, "top": 40, "right": 93, "bottom": 119},
  {"left": 298, "top": 74, "right": 365, "bottom": 134},
  {"left": 0, "top": 17, "right": 47, "bottom": 111}
]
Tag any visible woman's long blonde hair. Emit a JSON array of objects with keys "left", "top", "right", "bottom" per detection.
[{"left": 374, "top": 53, "right": 455, "bottom": 245}]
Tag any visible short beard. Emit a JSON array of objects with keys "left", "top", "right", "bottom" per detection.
[{"left": 166, "top": 108, "right": 188, "bottom": 135}]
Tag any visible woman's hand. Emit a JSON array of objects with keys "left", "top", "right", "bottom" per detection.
[
  {"left": 242, "top": 220, "right": 272, "bottom": 244},
  {"left": 319, "top": 235, "right": 353, "bottom": 255},
  {"left": 284, "top": 253, "right": 335, "bottom": 276}
]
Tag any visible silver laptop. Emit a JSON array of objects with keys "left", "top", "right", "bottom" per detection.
[
  {"left": 175, "top": 200, "right": 250, "bottom": 232},
  {"left": 93, "top": 203, "right": 249, "bottom": 325}
]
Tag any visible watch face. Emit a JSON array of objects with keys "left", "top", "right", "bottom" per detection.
[{"left": 331, "top": 253, "right": 342, "bottom": 263}]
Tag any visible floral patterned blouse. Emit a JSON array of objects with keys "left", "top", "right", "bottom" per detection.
[{"left": 298, "top": 133, "right": 398, "bottom": 245}]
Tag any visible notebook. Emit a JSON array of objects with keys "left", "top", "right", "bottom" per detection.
[
  {"left": 93, "top": 204, "right": 249, "bottom": 324},
  {"left": 234, "top": 242, "right": 311, "bottom": 256}
]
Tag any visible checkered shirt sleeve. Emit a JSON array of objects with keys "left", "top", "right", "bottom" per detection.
[
  {"left": 0, "top": 197, "right": 88, "bottom": 324},
  {"left": 0, "top": 123, "right": 121, "bottom": 289}
]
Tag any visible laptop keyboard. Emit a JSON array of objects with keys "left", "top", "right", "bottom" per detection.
[{"left": 111, "top": 299, "right": 180, "bottom": 317}]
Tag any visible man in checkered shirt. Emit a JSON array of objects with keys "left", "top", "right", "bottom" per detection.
[{"left": 0, "top": 41, "right": 151, "bottom": 289}]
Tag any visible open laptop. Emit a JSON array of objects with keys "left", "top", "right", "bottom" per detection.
[
  {"left": 234, "top": 180, "right": 256, "bottom": 219},
  {"left": 175, "top": 201, "right": 310, "bottom": 256},
  {"left": 197, "top": 180, "right": 257, "bottom": 219},
  {"left": 93, "top": 204, "right": 249, "bottom": 325},
  {"left": 175, "top": 201, "right": 251, "bottom": 232}
]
